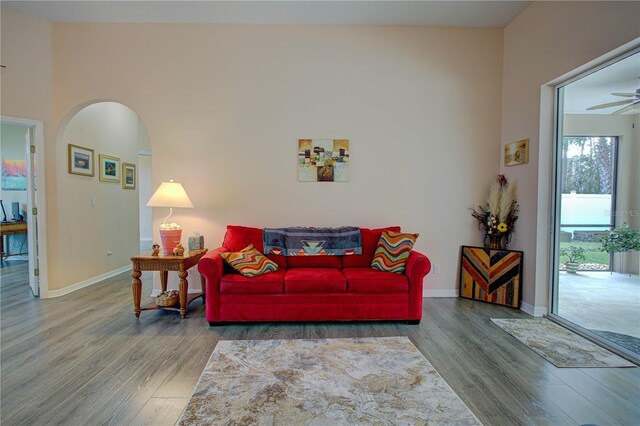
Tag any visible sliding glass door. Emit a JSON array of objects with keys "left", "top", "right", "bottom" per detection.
[
  {"left": 559, "top": 136, "right": 616, "bottom": 273},
  {"left": 550, "top": 49, "right": 640, "bottom": 361}
]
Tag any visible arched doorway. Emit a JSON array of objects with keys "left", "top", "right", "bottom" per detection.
[{"left": 51, "top": 101, "right": 152, "bottom": 296}]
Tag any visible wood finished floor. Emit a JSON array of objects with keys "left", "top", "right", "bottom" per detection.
[{"left": 1, "top": 260, "right": 639, "bottom": 426}]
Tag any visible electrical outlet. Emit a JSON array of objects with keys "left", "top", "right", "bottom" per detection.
[
  {"left": 90, "top": 197, "right": 97, "bottom": 208},
  {"left": 433, "top": 264, "right": 441, "bottom": 274}
]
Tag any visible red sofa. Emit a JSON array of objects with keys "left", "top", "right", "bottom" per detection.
[{"left": 198, "top": 225, "right": 431, "bottom": 325}]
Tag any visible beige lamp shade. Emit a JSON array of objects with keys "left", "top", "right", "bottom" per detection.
[{"left": 146, "top": 180, "right": 194, "bottom": 208}]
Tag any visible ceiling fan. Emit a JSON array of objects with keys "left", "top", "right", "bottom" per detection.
[{"left": 587, "top": 88, "right": 640, "bottom": 114}]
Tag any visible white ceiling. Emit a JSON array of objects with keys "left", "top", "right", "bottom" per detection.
[
  {"left": 1, "top": 1, "right": 531, "bottom": 27},
  {"left": 564, "top": 52, "right": 640, "bottom": 115}
]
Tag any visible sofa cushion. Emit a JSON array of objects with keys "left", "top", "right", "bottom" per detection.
[
  {"left": 371, "top": 231, "right": 419, "bottom": 274},
  {"left": 342, "top": 227, "right": 401, "bottom": 269},
  {"left": 220, "top": 244, "right": 279, "bottom": 277},
  {"left": 222, "top": 225, "right": 286, "bottom": 269},
  {"left": 220, "top": 269, "right": 285, "bottom": 294},
  {"left": 284, "top": 268, "right": 346, "bottom": 293},
  {"left": 286, "top": 256, "right": 342, "bottom": 269},
  {"left": 343, "top": 268, "right": 409, "bottom": 293}
]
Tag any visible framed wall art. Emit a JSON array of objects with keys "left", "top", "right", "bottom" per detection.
[
  {"left": 99, "top": 154, "right": 121, "bottom": 183},
  {"left": 68, "top": 144, "right": 94, "bottom": 177},
  {"left": 459, "top": 245, "right": 523, "bottom": 309},
  {"left": 122, "top": 162, "right": 136, "bottom": 189},
  {"left": 504, "top": 139, "right": 529, "bottom": 166},
  {"left": 1, "top": 159, "right": 27, "bottom": 190},
  {"left": 297, "top": 139, "right": 349, "bottom": 182}
]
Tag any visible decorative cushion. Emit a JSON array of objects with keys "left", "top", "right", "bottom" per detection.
[
  {"left": 220, "top": 244, "right": 279, "bottom": 277},
  {"left": 371, "top": 231, "right": 419, "bottom": 274},
  {"left": 342, "top": 227, "right": 401, "bottom": 269},
  {"left": 222, "top": 226, "right": 286, "bottom": 269}
]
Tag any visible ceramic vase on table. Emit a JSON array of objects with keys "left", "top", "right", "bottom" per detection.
[
  {"left": 160, "top": 229, "right": 182, "bottom": 256},
  {"left": 486, "top": 234, "right": 505, "bottom": 250}
]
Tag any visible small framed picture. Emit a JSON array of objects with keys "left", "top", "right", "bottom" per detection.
[
  {"left": 99, "top": 154, "right": 121, "bottom": 183},
  {"left": 122, "top": 162, "right": 136, "bottom": 190},
  {"left": 68, "top": 144, "right": 94, "bottom": 177},
  {"left": 504, "top": 139, "right": 529, "bottom": 166}
]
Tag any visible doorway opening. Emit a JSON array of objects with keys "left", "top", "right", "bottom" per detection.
[
  {"left": 51, "top": 101, "right": 151, "bottom": 296},
  {"left": 550, "top": 48, "right": 639, "bottom": 361},
  {"left": 0, "top": 116, "right": 47, "bottom": 297}
]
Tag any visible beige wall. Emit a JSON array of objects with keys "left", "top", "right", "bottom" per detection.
[
  {"left": 0, "top": 8, "right": 53, "bottom": 122},
  {"left": 0, "top": 7, "right": 55, "bottom": 282},
  {"left": 5, "top": 3, "right": 638, "bottom": 300},
  {"left": 501, "top": 1, "right": 640, "bottom": 313},
  {"left": 51, "top": 23, "right": 504, "bottom": 294},
  {"left": 55, "top": 102, "right": 141, "bottom": 289},
  {"left": 563, "top": 113, "right": 640, "bottom": 274}
]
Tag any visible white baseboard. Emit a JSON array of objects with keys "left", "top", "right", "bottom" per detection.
[
  {"left": 423, "top": 289, "right": 459, "bottom": 298},
  {"left": 47, "top": 265, "right": 132, "bottom": 298},
  {"left": 520, "top": 301, "right": 546, "bottom": 317}
]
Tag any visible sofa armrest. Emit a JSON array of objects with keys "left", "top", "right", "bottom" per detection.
[
  {"left": 405, "top": 250, "right": 431, "bottom": 320},
  {"left": 198, "top": 246, "right": 228, "bottom": 321},
  {"left": 406, "top": 250, "right": 431, "bottom": 278},
  {"left": 198, "top": 247, "right": 228, "bottom": 281}
]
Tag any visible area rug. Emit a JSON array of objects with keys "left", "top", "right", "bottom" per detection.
[
  {"left": 178, "top": 337, "right": 482, "bottom": 425},
  {"left": 491, "top": 318, "right": 636, "bottom": 368},
  {"left": 590, "top": 329, "right": 640, "bottom": 355}
]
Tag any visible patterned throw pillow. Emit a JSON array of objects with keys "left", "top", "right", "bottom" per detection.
[
  {"left": 371, "top": 231, "right": 419, "bottom": 274},
  {"left": 220, "top": 244, "right": 279, "bottom": 277}
]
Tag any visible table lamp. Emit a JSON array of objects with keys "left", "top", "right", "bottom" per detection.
[{"left": 147, "top": 179, "right": 193, "bottom": 255}]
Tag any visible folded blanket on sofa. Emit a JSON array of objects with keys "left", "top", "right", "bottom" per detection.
[{"left": 263, "top": 226, "right": 362, "bottom": 256}]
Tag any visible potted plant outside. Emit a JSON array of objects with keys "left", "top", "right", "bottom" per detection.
[
  {"left": 600, "top": 223, "right": 640, "bottom": 274},
  {"left": 561, "top": 246, "right": 586, "bottom": 274}
]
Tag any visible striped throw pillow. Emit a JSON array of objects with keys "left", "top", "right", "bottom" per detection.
[
  {"left": 371, "top": 231, "right": 419, "bottom": 274},
  {"left": 220, "top": 244, "right": 279, "bottom": 277}
]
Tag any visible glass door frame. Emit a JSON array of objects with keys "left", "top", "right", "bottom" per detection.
[{"left": 548, "top": 46, "right": 640, "bottom": 363}]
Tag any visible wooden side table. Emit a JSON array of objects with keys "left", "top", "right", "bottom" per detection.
[
  {"left": 131, "top": 248, "right": 208, "bottom": 319},
  {"left": 1, "top": 221, "right": 28, "bottom": 261}
]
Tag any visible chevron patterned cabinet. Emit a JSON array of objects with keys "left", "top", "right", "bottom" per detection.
[{"left": 459, "top": 246, "right": 523, "bottom": 309}]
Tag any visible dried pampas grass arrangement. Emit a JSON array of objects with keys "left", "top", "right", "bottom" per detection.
[
  {"left": 488, "top": 181, "right": 501, "bottom": 219},
  {"left": 498, "top": 181, "right": 517, "bottom": 223},
  {"left": 470, "top": 175, "right": 519, "bottom": 247}
]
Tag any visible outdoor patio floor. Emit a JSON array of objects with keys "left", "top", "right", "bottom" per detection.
[{"left": 558, "top": 271, "right": 640, "bottom": 339}]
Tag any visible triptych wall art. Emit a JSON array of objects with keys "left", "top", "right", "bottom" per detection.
[
  {"left": 297, "top": 139, "right": 350, "bottom": 182},
  {"left": 67, "top": 144, "right": 136, "bottom": 190}
]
